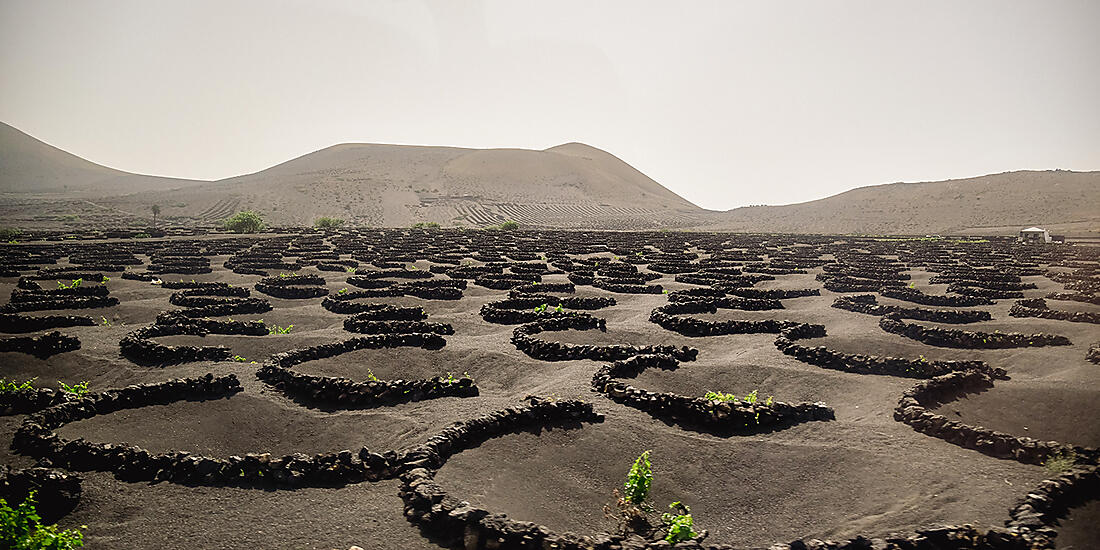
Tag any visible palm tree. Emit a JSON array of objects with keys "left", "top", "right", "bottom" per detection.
[{"left": 151, "top": 204, "right": 161, "bottom": 227}]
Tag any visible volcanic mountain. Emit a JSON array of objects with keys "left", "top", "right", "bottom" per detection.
[
  {"left": 0, "top": 122, "right": 202, "bottom": 196},
  {"left": 1, "top": 121, "right": 1096, "bottom": 234},
  {"left": 704, "top": 170, "right": 1100, "bottom": 236},
  {"left": 113, "top": 140, "right": 705, "bottom": 229}
]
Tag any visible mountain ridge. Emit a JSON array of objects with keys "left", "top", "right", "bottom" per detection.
[
  {"left": 0, "top": 122, "right": 204, "bottom": 195},
  {"left": 1, "top": 121, "right": 1096, "bottom": 235}
]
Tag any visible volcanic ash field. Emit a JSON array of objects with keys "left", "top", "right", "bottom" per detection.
[{"left": 1, "top": 228, "right": 1098, "bottom": 549}]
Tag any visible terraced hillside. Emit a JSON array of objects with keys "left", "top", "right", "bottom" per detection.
[{"left": 104, "top": 141, "right": 706, "bottom": 229}]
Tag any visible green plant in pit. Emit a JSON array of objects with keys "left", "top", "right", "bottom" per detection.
[
  {"left": 366, "top": 369, "right": 380, "bottom": 382},
  {"left": 278, "top": 272, "right": 297, "bottom": 278},
  {"left": 534, "top": 303, "right": 548, "bottom": 314},
  {"left": 232, "top": 355, "right": 248, "bottom": 363},
  {"left": 703, "top": 389, "right": 772, "bottom": 405},
  {"left": 345, "top": 267, "right": 357, "bottom": 273},
  {"left": 1, "top": 378, "right": 36, "bottom": 394},
  {"left": 553, "top": 304, "right": 564, "bottom": 314},
  {"left": 135, "top": 233, "right": 151, "bottom": 239},
  {"left": 268, "top": 324, "right": 294, "bottom": 335},
  {"left": 338, "top": 288, "right": 348, "bottom": 294},
  {"left": 605, "top": 450, "right": 656, "bottom": 537},
  {"left": 56, "top": 279, "right": 82, "bottom": 290},
  {"left": 442, "top": 371, "right": 472, "bottom": 385},
  {"left": 100, "top": 276, "right": 109, "bottom": 284},
  {"left": 58, "top": 381, "right": 89, "bottom": 398},
  {"left": 100, "top": 317, "right": 111, "bottom": 327},
  {"left": 660, "top": 501, "right": 697, "bottom": 544},
  {"left": 623, "top": 450, "right": 653, "bottom": 508},
  {"left": 1043, "top": 450, "right": 1078, "bottom": 474},
  {"left": 1, "top": 491, "right": 86, "bottom": 549},
  {"left": 605, "top": 450, "right": 703, "bottom": 541}
]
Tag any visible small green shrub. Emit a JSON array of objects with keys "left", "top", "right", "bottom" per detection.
[
  {"left": 223, "top": 211, "right": 266, "bottom": 233},
  {"left": 0, "top": 491, "right": 85, "bottom": 549},
  {"left": 703, "top": 389, "right": 771, "bottom": 405},
  {"left": 606, "top": 451, "right": 701, "bottom": 541},
  {"left": 314, "top": 217, "right": 345, "bottom": 229},
  {"left": 0, "top": 228, "right": 22, "bottom": 241},
  {"left": 605, "top": 450, "right": 656, "bottom": 536},
  {"left": 56, "top": 279, "right": 82, "bottom": 290},
  {"left": 268, "top": 324, "right": 294, "bottom": 335},
  {"left": 1044, "top": 450, "right": 1078, "bottom": 474},
  {"left": 442, "top": 372, "right": 472, "bottom": 385},
  {"left": 661, "top": 501, "right": 697, "bottom": 543},
  {"left": 497, "top": 220, "right": 519, "bottom": 230},
  {"left": 623, "top": 450, "right": 652, "bottom": 507},
  {"left": 134, "top": 233, "right": 151, "bottom": 239},
  {"left": 0, "top": 378, "right": 36, "bottom": 394},
  {"left": 58, "top": 381, "right": 89, "bottom": 398},
  {"left": 411, "top": 222, "right": 440, "bottom": 229}
]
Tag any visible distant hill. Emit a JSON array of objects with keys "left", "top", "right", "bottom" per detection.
[
  {"left": 0, "top": 122, "right": 203, "bottom": 196},
  {"left": 703, "top": 171, "right": 1100, "bottom": 235},
  {"left": 1, "top": 121, "right": 1096, "bottom": 234},
  {"left": 111, "top": 140, "right": 704, "bottom": 229}
]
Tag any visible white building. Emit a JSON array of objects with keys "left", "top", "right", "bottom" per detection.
[{"left": 1019, "top": 227, "right": 1051, "bottom": 243}]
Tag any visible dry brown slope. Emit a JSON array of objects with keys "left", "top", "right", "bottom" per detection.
[
  {"left": 0, "top": 122, "right": 204, "bottom": 196},
  {"left": 704, "top": 170, "right": 1100, "bottom": 235},
  {"left": 125, "top": 141, "right": 705, "bottom": 228}
]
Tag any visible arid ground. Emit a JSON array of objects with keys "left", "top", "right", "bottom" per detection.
[{"left": 1, "top": 228, "right": 1097, "bottom": 549}]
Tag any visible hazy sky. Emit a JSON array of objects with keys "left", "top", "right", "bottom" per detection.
[{"left": 2, "top": 0, "right": 1098, "bottom": 210}]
